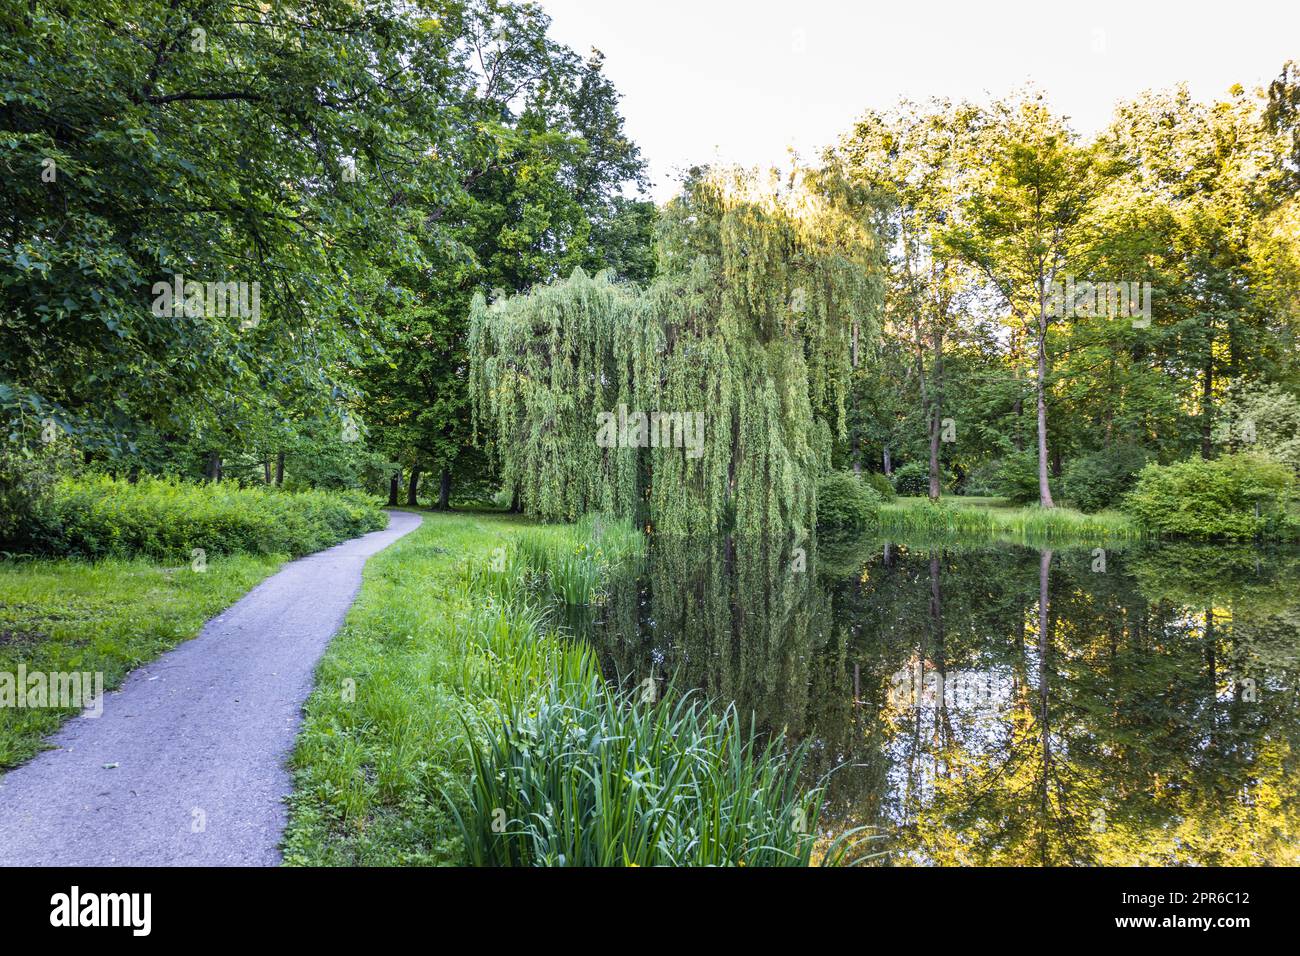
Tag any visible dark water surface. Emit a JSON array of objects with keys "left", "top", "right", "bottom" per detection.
[{"left": 583, "top": 536, "right": 1300, "bottom": 865}]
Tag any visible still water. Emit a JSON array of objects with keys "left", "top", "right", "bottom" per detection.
[{"left": 583, "top": 536, "right": 1300, "bottom": 865}]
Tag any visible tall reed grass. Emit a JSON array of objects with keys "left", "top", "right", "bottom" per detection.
[
  {"left": 450, "top": 675, "right": 845, "bottom": 866},
  {"left": 878, "top": 498, "right": 1140, "bottom": 544}
]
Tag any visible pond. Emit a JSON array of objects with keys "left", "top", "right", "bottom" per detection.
[{"left": 580, "top": 534, "right": 1300, "bottom": 865}]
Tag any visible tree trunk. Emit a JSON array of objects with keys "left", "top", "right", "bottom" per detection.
[
  {"left": 406, "top": 465, "right": 422, "bottom": 507},
  {"left": 1012, "top": 327, "right": 1024, "bottom": 453},
  {"left": 275, "top": 451, "right": 285, "bottom": 486},
  {"left": 205, "top": 451, "right": 222, "bottom": 482},
  {"left": 928, "top": 328, "right": 944, "bottom": 502},
  {"left": 264, "top": 459, "right": 272, "bottom": 484},
  {"left": 1037, "top": 547, "right": 1053, "bottom": 865},
  {"left": 437, "top": 467, "right": 451, "bottom": 510},
  {"left": 387, "top": 470, "right": 401, "bottom": 507},
  {"left": 1200, "top": 345, "right": 1214, "bottom": 460},
  {"left": 883, "top": 445, "right": 892, "bottom": 477},
  {"left": 1035, "top": 287, "right": 1055, "bottom": 508}
]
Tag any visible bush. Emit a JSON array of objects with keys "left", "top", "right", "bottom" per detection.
[
  {"left": 891, "top": 461, "right": 930, "bottom": 497},
  {"left": 1122, "top": 453, "right": 1296, "bottom": 539},
  {"left": 0, "top": 443, "right": 80, "bottom": 548},
  {"left": 815, "top": 472, "right": 881, "bottom": 532},
  {"left": 863, "top": 471, "right": 896, "bottom": 502},
  {"left": 996, "top": 453, "right": 1042, "bottom": 505},
  {"left": 958, "top": 460, "right": 1002, "bottom": 497},
  {"left": 6, "top": 476, "right": 387, "bottom": 559},
  {"left": 1061, "top": 444, "right": 1151, "bottom": 513}
]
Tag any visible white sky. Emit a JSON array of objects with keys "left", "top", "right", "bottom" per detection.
[{"left": 537, "top": 0, "right": 1300, "bottom": 202}]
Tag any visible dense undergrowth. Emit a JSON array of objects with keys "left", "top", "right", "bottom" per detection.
[
  {"left": 5, "top": 476, "right": 386, "bottom": 560},
  {"left": 285, "top": 511, "right": 855, "bottom": 867}
]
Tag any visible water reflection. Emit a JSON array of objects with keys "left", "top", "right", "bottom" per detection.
[{"left": 586, "top": 534, "right": 1300, "bottom": 866}]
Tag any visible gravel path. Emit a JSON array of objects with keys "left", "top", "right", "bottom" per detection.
[{"left": 0, "top": 510, "right": 422, "bottom": 866}]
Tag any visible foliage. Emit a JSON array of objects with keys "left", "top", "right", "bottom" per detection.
[
  {"left": 1123, "top": 454, "right": 1296, "bottom": 539},
  {"left": 891, "top": 461, "right": 931, "bottom": 497},
  {"left": 356, "top": 8, "right": 654, "bottom": 507},
  {"left": 837, "top": 100, "right": 984, "bottom": 502},
  {"left": 816, "top": 472, "right": 881, "bottom": 533},
  {"left": 863, "top": 470, "right": 897, "bottom": 501},
  {"left": 1214, "top": 382, "right": 1300, "bottom": 472},
  {"left": 1060, "top": 444, "right": 1151, "bottom": 513},
  {"left": 0, "top": 442, "right": 80, "bottom": 544},
  {"left": 997, "top": 453, "right": 1042, "bottom": 505},
  {"left": 1, "top": 0, "right": 465, "bottom": 450},
  {"left": 5, "top": 476, "right": 385, "bottom": 560},
  {"left": 469, "top": 166, "right": 883, "bottom": 536},
  {"left": 959, "top": 459, "right": 1003, "bottom": 497}
]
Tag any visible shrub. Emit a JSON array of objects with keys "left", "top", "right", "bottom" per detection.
[
  {"left": 7, "top": 476, "right": 386, "bottom": 560},
  {"left": 816, "top": 472, "right": 881, "bottom": 532},
  {"left": 1122, "top": 453, "right": 1296, "bottom": 540},
  {"left": 863, "top": 471, "right": 896, "bottom": 502},
  {"left": 1061, "top": 444, "right": 1151, "bottom": 513},
  {"left": 996, "top": 453, "right": 1042, "bottom": 505},
  {"left": 958, "top": 459, "right": 1002, "bottom": 497},
  {"left": 0, "top": 443, "right": 79, "bottom": 548},
  {"left": 891, "top": 461, "right": 930, "bottom": 497}
]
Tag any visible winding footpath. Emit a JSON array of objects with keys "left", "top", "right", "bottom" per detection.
[{"left": 0, "top": 510, "right": 422, "bottom": 866}]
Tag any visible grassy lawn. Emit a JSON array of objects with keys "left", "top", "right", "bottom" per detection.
[
  {"left": 879, "top": 495, "right": 1139, "bottom": 543},
  {"left": 0, "top": 553, "right": 284, "bottom": 768}
]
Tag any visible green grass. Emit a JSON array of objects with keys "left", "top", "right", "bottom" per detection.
[
  {"left": 282, "top": 512, "right": 534, "bottom": 865},
  {"left": 879, "top": 496, "right": 1140, "bottom": 544},
  {"left": 0, "top": 552, "right": 284, "bottom": 767},
  {"left": 283, "top": 511, "right": 850, "bottom": 867}
]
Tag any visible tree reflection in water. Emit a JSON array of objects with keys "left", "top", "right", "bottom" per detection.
[{"left": 581, "top": 533, "right": 1300, "bottom": 866}]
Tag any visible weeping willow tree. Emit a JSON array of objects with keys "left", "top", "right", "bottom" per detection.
[{"left": 469, "top": 165, "right": 883, "bottom": 536}]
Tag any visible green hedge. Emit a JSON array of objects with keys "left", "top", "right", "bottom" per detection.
[
  {"left": 1122, "top": 453, "right": 1296, "bottom": 540},
  {"left": 10, "top": 476, "right": 387, "bottom": 560}
]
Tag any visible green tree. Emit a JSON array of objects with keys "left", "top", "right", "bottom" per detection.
[{"left": 946, "top": 96, "right": 1104, "bottom": 507}]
